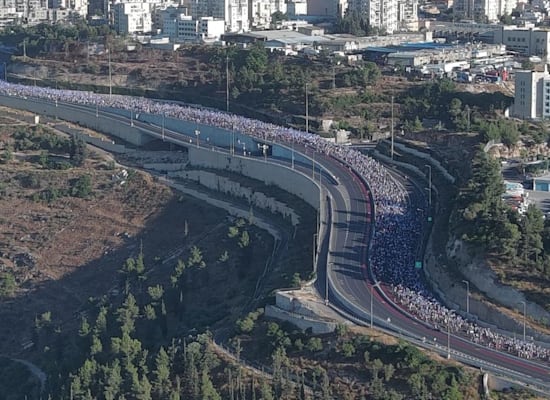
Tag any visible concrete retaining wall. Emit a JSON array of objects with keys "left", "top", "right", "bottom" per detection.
[
  {"left": 0, "top": 95, "right": 153, "bottom": 146},
  {"left": 265, "top": 305, "right": 336, "bottom": 334},
  {"left": 186, "top": 147, "right": 321, "bottom": 210},
  {"left": 172, "top": 169, "right": 300, "bottom": 226}
]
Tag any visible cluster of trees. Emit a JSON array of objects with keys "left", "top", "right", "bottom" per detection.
[
  {"left": 234, "top": 317, "right": 468, "bottom": 400},
  {"left": 340, "top": 63, "right": 381, "bottom": 88},
  {"left": 401, "top": 79, "right": 513, "bottom": 133},
  {"left": 0, "top": 271, "right": 16, "bottom": 299},
  {"left": 334, "top": 11, "right": 384, "bottom": 36},
  {"left": 457, "top": 150, "right": 550, "bottom": 276},
  {"left": 1, "top": 21, "right": 113, "bottom": 57},
  {"left": 32, "top": 174, "right": 92, "bottom": 203}
]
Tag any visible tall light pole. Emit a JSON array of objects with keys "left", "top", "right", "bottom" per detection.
[
  {"left": 231, "top": 123, "right": 235, "bottom": 155},
  {"left": 370, "top": 285, "right": 374, "bottom": 329},
  {"left": 425, "top": 164, "right": 432, "bottom": 208},
  {"left": 325, "top": 261, "right": 330, "bottom": 306},
  {"left": 226, "top": 55, "right": 230, "bottom": 112},
  {"left": 305, "top": 82, "right": 309, "bottom": 134},
  {"left": 390, "top": 95, "right": 394, "bottom": 160},
  {"left": 258, "top": 143, "right": 268, "bottom": 162},
  {"left": 447, "top": 310, "right": 454, "bottom": 359},
  {"left": 162, "top": 113, "right": 165, "bottom": 141},
  {"left": 108, "top": 47, "right": 112, "bottom": 99},
  {"left": 195, "top": 129, "right": 200, "bottom": 148},
  {"left": 96, "top": 102, "right": 99, "bottom": 118},
  {"left": 291, "top": 133, "right": 295, "bottom": 169},
  {"left": 130, "top": 110, "right": 134, "bottom": 126},
  {"left": 519, "top": 301, "right": 526, "bottom": 341},
  {"left": 462, "top": 280, "right": 469, "bottom": 315},
  {"left": 2, "top": 62, "right": 6, "bottom": 82},
  {"left": 313, "top": 233, "right": 318, "bottom": 278}
]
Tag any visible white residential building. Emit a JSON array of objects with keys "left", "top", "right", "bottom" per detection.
[
  {"left": 513, "top": 67, "right": 550, "bottom": 119},
  {"left": 190, "top": 0, "right": 248, "bottom": 32},
  {"left": 492, "top": 27, "right": 550, "bottom": 57},
  {"left": 454, "top": 0, "right": 519, "bottom": 21},
  {"left": 113, "top": 1, "right": 152, "bottom": 34},
  {"left": 397, "top": 0, "right": 418, "bottom": 31},
  {"left": 249, "top": 0, "right": 286, "bottom": 29},
  {"left": 347, "top": 0, "right": 399, "bottom": 34},
  {"left": 307, "top": 0, "right": 347, "bottom": 17},
  {"left": 286, "top": 0, "right": 306, "bottom": 16}
]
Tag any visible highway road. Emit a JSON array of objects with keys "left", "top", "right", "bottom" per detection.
[
  {"left": 4, "top": 94, "right": 550, "bottom": 392},
  {"left": 309, "top": 150, "right": 550, "bottom": 391}
]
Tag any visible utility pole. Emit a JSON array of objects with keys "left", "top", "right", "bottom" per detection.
[
  {"left": 332, "top": 65, "right": 336, "bottom": 89},
  {"left": 226, "top": 55, "right": 230, "bottom": 112},
  {"left": 425, "top": 164, "right": 432, "bottom": 208},
  {"left": 370, "top": 285, "right": 374, "bottom": 329},
  {"left": 391, "top": 95, "right": 395, "bottom": 160},
  {"left": 519, "top": 301, "right": 526, "bottom": 341},
  {"left": 305, "top": 82, "right": 309, "bottom": 134},
  {"left": 162, "top": 113, "right": 165, "bottom": 141},
  {"left": 462, "top": 280, "right": 469, "bottom": 315},
  {"left": 325, "top": 262, "right": 330, "bottom": 306},
  {"left": 108, "top": 47, "right": 112, "bottom": 98}
]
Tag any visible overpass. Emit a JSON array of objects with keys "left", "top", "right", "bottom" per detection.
[{"left": 0, "top": 92, "right": 549, "bottom": 395}]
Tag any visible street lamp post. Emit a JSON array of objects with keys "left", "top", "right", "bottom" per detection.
[
  {"left": 2, "top": 62, "right": 6, "bottom": 82},
  {"left": 305, "top": 82, "right": 309, "bottom": 134},
  {"left": 162, "top": 113, "right": 165, "bottom": 141},
  {"left": 425, "top": 164, "right": 432, "bottom": 208},
  {"left": 462, "top": 280, "right": 469, "bottom": 315},
  {"left": 370, "top": 285, "right": 374, "bottom": 329},
  {"left": 519, "top": 301, "right": 526, "bottom": 341},
  {"left": 325, "top": 261, "right": 330, "bottom": 306},
  {"left": 447, "top": 309, "right": 455, "bottom": 359},
  {"left": 130, "top": 110, "right": 134, "bottom": 126},
  {"left": 96, "top": 103, "right": 99, "bottom": 118},
  {"left": 291, "top": 132, "right": 295, "bottom": 169},
  {"left": 258, "top": 143, "right": 268, "bottom": 162},
  {"left": 195, "top": 130, "right": 200, "bottom": 148}
]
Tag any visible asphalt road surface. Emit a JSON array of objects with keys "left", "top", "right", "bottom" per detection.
[{"left": 10, "top": 96, "right": 550, "bottom": 392}]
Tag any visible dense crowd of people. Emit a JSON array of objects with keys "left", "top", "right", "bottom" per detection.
[{"left": 0, "top": 80, "right": 548, "bottom": 362}]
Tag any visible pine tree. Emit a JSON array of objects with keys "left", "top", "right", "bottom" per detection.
[
  {"left": 153, "top": 347, "right": 171, "bottom": 396},
  {"left": 103, "top": 359, "right": 122, "bottom": 400}
]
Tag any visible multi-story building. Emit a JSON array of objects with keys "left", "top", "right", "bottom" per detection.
[
  {"left": 159, "top": 8, "right": 224, "bottom": 41},
  {"left": 286, "top": 0, "right": 306, "bottom": 16},
  {"left": 0, "top": 0, "right": 17, "bottom": 25},
  {"left": 249, "top": 0, "right": 286, "bottom": 29},
  {"left": 454, "top": 0, "right": 519, "bottom": 22},
  {"left": 347, "top": 0, "right": 399, "bottom": 34},
  {"left": 492, "top": 26, "right": 550, "bottom": 57},
  {"left": 113, "top": 1, "right": 152, "bottom": 33},
  {"left": 397, "top": 0, "right": 418, "bottom": 31},
  {"left": 190, "top": 0, "right": 248, "bottom": 32},
  {"left": 307, "top": 0, "right": 347, "bottom": 17},
  {"left": 513, "top": 67, "right": 550, "bottom": 120}
]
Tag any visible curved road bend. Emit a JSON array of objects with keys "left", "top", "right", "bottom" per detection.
[
  {"left": 311, "top": 151, "right": 550, "bottom": 387},
  {"left": 16, "top": 97, "right": 550, "bottom": 388}
]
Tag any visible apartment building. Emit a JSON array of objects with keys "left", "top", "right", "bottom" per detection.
[
  {"left": 398, "top": 0, "right": 418, "bottom": 31},
  {"left": 513, "top": 67, "right": 550, "bottom": 119},
  {"left": 307, "top": 0, "right": 347, "bottom": 17},
  {"left": 113, "top": 1, "right": 152, "bottom": 34},
  {"left": 190, "top": 0, "right": 248, "bottom": 32},
  {"left": 249, "top": 0, "right": 286, "bottom": 29},
  {"left": 286, "top": 0, "right": 306, "bottom": 15},
  {"left": 347, "top": 0, "right": 399, "bottom": 34},
  {"left": 492, "top": 27, "right": 550, "bottom": 57},
  {"left": 453, "top": 0, "right": 519, "bottom": 22},
  {"left": 159, "top": 8, "right": 224, "bottom": 41}
]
